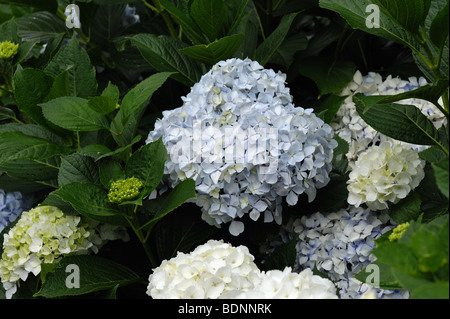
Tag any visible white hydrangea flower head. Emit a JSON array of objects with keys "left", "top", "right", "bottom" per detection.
[
  {"left": 0, "top": 206, "right": 129, "bottom": 299},
  {"left": 147, "top": 239, "right": 262, "bottom": 299},
  {"left": 293, "top": 205, "right": 408, "bottom": 299},
  {"left": 234, "top": 267, "right": 338, "bottom": 299},
  {"left": 347, "top": 140, "right": 425, "bottom": 210},
  {"left": 333, "top": 71, "right": 447, "bottom": 166},
  {"left": 0, "top": 189, "right": 33, "bottom": 233},
  {"left": 147, "top": 58, "right": 337, "bottom": 236}
]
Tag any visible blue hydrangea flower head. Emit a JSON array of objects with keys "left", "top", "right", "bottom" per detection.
[{"left": 0, "top": 189, "right": 33, "bottom": 233}]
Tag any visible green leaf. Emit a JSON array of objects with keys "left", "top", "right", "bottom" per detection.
[
  {"left": 47, "top": 70, "right": 71, "bottom": 100},
  {"left": 179, "top": 33, "right": 245, "bottom": 65},
  {"left": 52, "top": 182, "right": 125, "bottom": 224},
  {"left": 410, "top": 227, "right": 444, "bottom": 272},
  {"left": 35, "top": 255, "right": 141, "bottom": 298},
  {"left": 190, "top": 0, "right": 227, "bottom": 41},
  {"left": 0, "top": 123, "right": 67, "bottom": 147},
  {"left": 88, "top": 96, "right": 117, "bottom": 115},
  {"left": 40, "top": 96, "right": 110, "bottom": 131},
  {"left": 372, "top": 242, "right": 419, "bottom": 275},
  {"left": 140, "top": 179, "right": 196, "bottom": 230},
  {"left": 254, "top": 12, "right": 299, "bottom": 66},
  {"left": 99, "top": 158, "right": 125, "bottom": 189},
  {"left": 13, "top": 67, "right": 54, "bottom": 130},
  {"left": 355, "top": 261, "right": 402, "bottom": 290},
  {"left": 319, "top": 0, "right": 418, "bottom": 49},
  {"left": 410, "top": 281, "right": 449, "bottom": 299},
  {"left": 353, "top": 95, "right": 446, "bottom": 149},
  {"left": 44, "top": 35, "right": 97, "bottom": 98},
  {"left": 429, "top": 1, "right": 449, "bottom": 51},
  {"left": 391, "top": 191, "right": 422, "bottom": 224},
  {"left": 0, "top": 106, "right": 16, "bottom": 121},
  {"left": 432, "top": 157, "right": 449, "bottom": 198},
  {"left": 330, "top": 134, "right": 349, "bottom": 175},
  {"left": 0, "top": 131, "right": 70, "bottom": 165},
  {"left": 372, "top": 0, "right": 431, "bottom": 34},
  {"left": 15, "top": 11, "right": 66, "bottom": 42},
  {"left": 101, "top": 81, "right": 120, "bottom": 103},
  {"left": 298, "top": 57, "right": 355, "bottom": 96},
  {"left": 130, "top": 34, "right": 203, "bottom": 86},
  {"left": 125, "top": 138, "right": 168, "bottom": 197},
  {"left": 120, "top": 72, "right": 174, "bottom": 125},
  {"left": 419, "top": 145, "right": 447, "bottom": 163},
  {"left": 58, "top": 153, "right": 100, "bottom": 186},
  {"left": 158, "top": 0, "right": 206, "bottom": 44}
]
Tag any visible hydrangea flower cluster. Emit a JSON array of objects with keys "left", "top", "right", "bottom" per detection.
[
  {"left": 147, "top": 239, "right": 338, "bottom": 299},
  {"left": 0, "top": 189, "right": 33, "bottom": 233},
  {"left": 347, "top": 140, "right": 425, "bottom": 210},
  {"left": 147, "top": 58, "right": 337, "bottom": 236},
  {"left": 332, "top": 71, "right": 447, "bottom": 166},
  {"left": 293, "top": 205, "right": 408, "bottom": 299},
  {"left": 234, "top": 267, "right": 337, "bottom": 299},
  {"left": 0, "top": 41, "right": 19, "bottom": 59},
  {"left": 107, "top": 177, "right": 143, "bottom": 204},
  {"left": 0, "top": 205, "right": 129, "bottom": 299},
  {"left": 147, "top": 239, "right": 262, "bottom": 299}
]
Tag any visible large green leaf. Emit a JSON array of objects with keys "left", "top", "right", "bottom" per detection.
[
  {"left": 40, "top": 96, "right": 110, "bottom": 132},
  {"left": 15, "top": 11, "right": 66, "bottom": 42},
  {"left": 130, "top": 34, "right": 203, "bottom": 86},
  {"left": 429, "top": 0, "right": 449, "bottom": 50},
  {"left": 58, "top": 153, "right": 100, "bottom": 186},
  {"left": 51, "top": 182, "right": 125, "bottom": 224},
  {"left": 179, "top": 33, "right": 245, "bottom": 65},
  {"left": 44, "top": 35, "right": 97, "bottom": 98},
  {"left": 372, "top": 0, "right": 431, "bottom": 35},
  {"left": 432, "top": 157, "right": 449, "bottom": 198},
  {"left": 0, "top": 131, "right": 70, "bottom": 165},
  {"left": 35, "top": 255, "right": 141, "bottom": 298},
  {"left": 119, "top": 72, "right": 173, "bottom": 125},
  {"left": 353, "top": 94, "right": 446, "bottom": 149},
  {"left": 254, "top": 12, "right": 299, "bottom": 66},
  {"left": 190, "top": 0, "right": 227, "bottom": 41},
  {"left": 13, "top": 67, "right": 54, "bottom": 131},
  {"left": 319, "top": 0, "right": 418, "bottom": 49}
]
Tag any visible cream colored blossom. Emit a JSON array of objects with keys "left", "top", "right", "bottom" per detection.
[
  {"left": 347, "top": 141, "right": 425, "bottom": 210},
  {"left": 0, "top": 205, "right": 129, "bottom": 298}
]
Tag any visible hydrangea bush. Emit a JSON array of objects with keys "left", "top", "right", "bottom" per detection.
[{"left": 0, "top": 0, "right": 448, "bottom": 301}]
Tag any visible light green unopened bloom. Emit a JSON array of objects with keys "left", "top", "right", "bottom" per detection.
[
  {"left": 388, "top": 222, "right": 410, "bottom": 242},
  {"left": 0, "top": 41, "right": 19, "bottom": 59},
  {"left": 108, "top": 177, "right": 143, "bottom": 204}
]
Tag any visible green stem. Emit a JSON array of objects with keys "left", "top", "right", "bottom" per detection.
[
  {"left": 125, "top": 214, "right": 157, "bottom": 267},
  {"left": 143, "top": 0, "right": 178, "bottom": 39}
]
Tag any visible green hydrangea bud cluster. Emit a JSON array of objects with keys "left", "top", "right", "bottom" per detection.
[
  {"left": 0, "top": 41, "right": 19, "bottom": 60},
  {"left": 388, "top": 222, "right": 410, "bottom": 242},
  {"left": 107, "top": 177, "right": 143, "bottom": 204}
]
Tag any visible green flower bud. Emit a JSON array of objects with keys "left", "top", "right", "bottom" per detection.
[
  {"left": 107, "top": 177, "right": 144, "bottom": 204},
  {"left": 0, "top": 41, "right": 19, "bottom": 60},
  {"left": 388, "top": 222, "right": 410, "bottom": 242}
]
